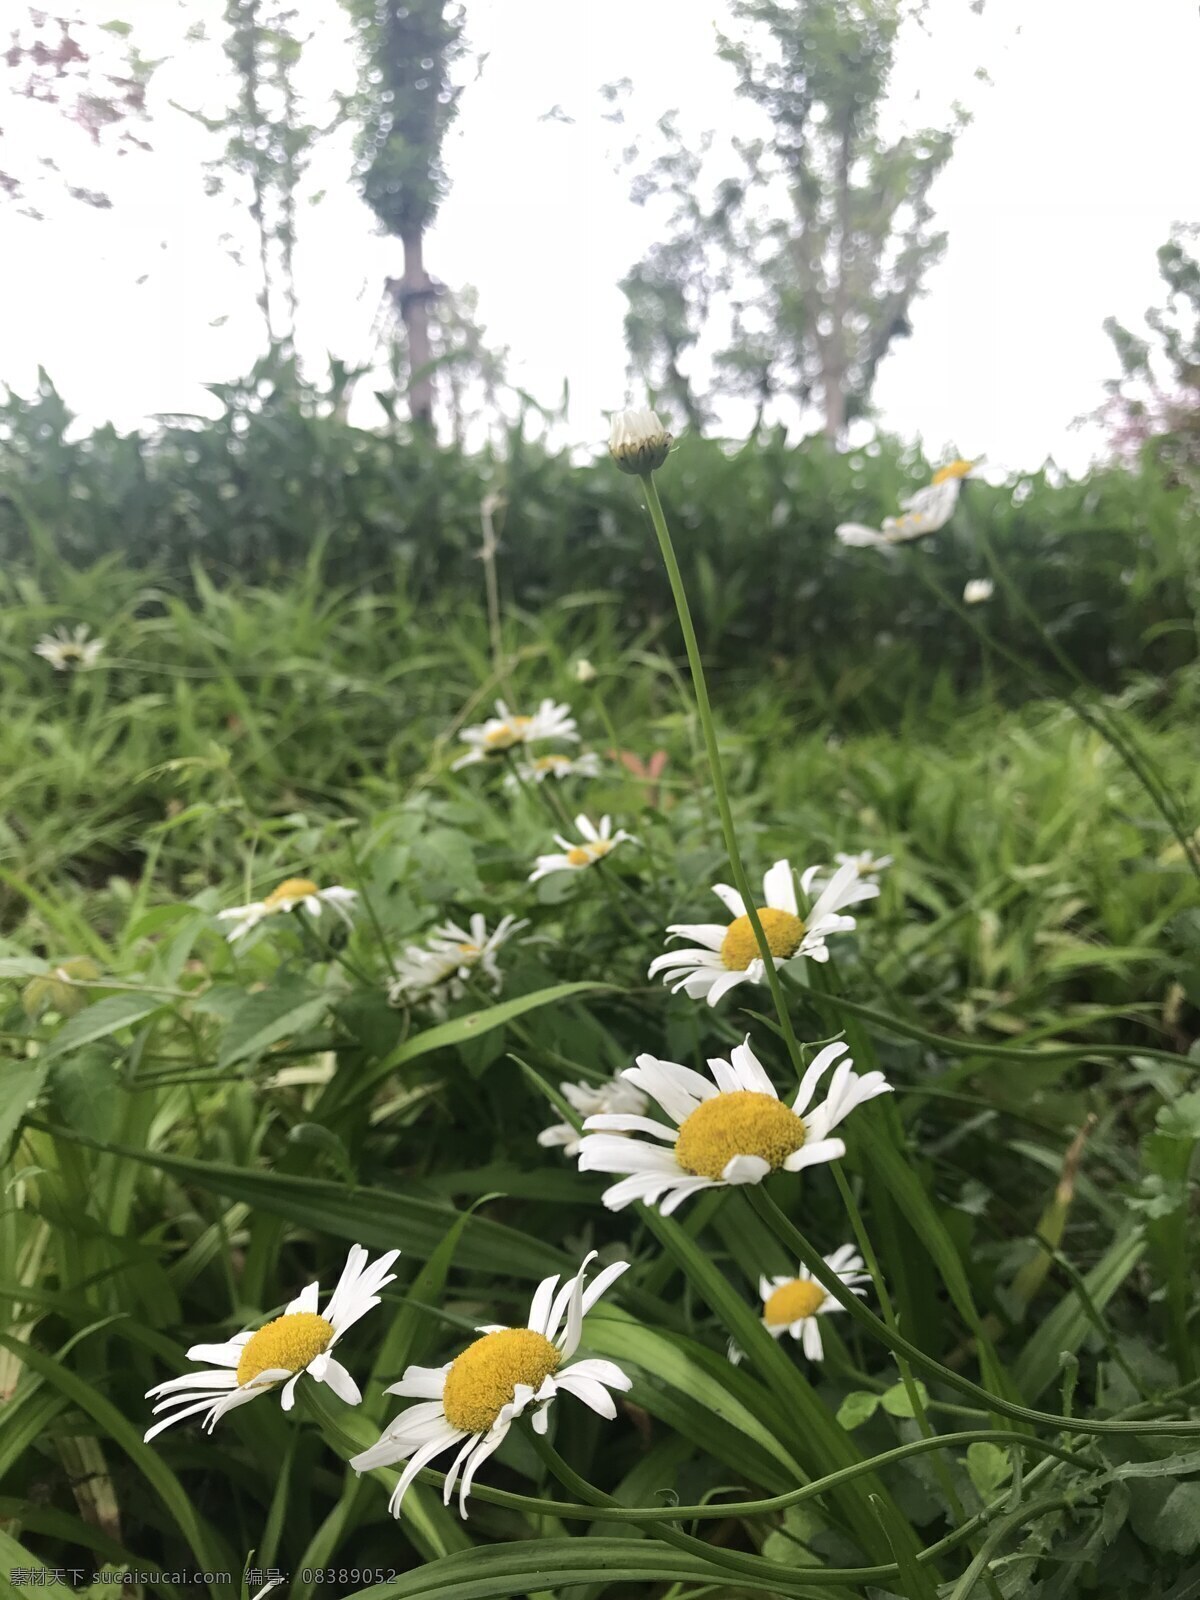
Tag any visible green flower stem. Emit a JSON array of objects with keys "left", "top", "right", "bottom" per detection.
[
  {"left": 747, "top": 1186, "right": 1200, "bottom": 1438},
  {"left": 637, "top": 470, "right": 807, "bottom": 1082},
  {"left": 292, "top": 907, "right": 374, "bottom": 987},
  {"left": 344, "top": 829, "right": 400, "bottom": 979}
]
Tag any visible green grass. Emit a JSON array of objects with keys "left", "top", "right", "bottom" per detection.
[{"left": 3, "top": 492, "right": 1200, "bottom": 1599}]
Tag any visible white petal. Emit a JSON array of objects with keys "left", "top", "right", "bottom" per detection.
[
  {"left": 762, "top": 860, "right": 798, "bottom": 916},
  {"left": 711, "top": 883, "right": 746, "bottom": 918},
  {"left": 663, "top": 923, "right": 728, "bottom": 951},
  {"left": 387, "top": 1365, "right": 449, "bottom": 1400},
  {"left": 657, "top": 1176, "right": 717, "bottom": 1215},
  {"left": 581, "top": 1113, "right": 675, "bottom": 1140},
  {"left": 791, "top": 1042, "right": 849, "bottom": 1115},
  {"left": 527, "top": 1273, "right": 561, "bottom": 1336},
  {"left": 183, "top": 1338, "right": 248, "bottom": 1366},
  {"left": 554, "top": 1373, "right": 619, "bottom": 1418},
  {"left": 279, "top": 1372, "right": 303, "bottom": 1410},
  {"left": 705, "top": 968, "right": 755, "bottom": 1007},
  {"left": 579, "top": 1259, "right": 630, "bottom": 1316},
  {"left": 287, "top": 1282, "right": 321, "bottom": 1315},
  {"left": 319, "top": 1358, "right": 361, "bottom": 1406},
  {"left": 802, "top": 1319, "right": 825, "bottom": 1361},
  {"left": 727, "top": 1038, "right": 776, "bottom": 1096},
  {"left": 458, "top": 1428, "right": 507, "bottom": 1515},
  {"left": 782, "top": 1137, "right": 846, "bottom": 1172},
  {"left": 721, "top": 1154, "right": 772, "bottom": 1185},
  {"left": 577, "top": 1135, "right": 681, "bottom": 1176}
]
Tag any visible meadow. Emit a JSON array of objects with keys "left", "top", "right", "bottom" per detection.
[{"left": 3, "top": 396, "right": 1200, "bottom": 1599}]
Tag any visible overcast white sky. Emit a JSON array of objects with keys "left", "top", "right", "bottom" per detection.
[{"left": 2, "top": 0, "right": 1196, "bottom": 475}]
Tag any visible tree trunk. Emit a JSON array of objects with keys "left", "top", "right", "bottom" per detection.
[
  {"left": 399, "top": 225, "right": 435, "bottom": 430},
  {"left": 823, "top": 125, "right": 853, "bottom": 444}
]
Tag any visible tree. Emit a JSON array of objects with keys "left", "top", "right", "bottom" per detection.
[
  {"left": 1101, "top": 226, "right": 1200, "bottom": 481},
  {"left": 622, "top": 0, "right": 966, "bottom": 442},
  {"left": 343, "top": 0, "right": 465, "bottom": 429},
  {"left": 1, "top": 7, "right": 154, "bottom": 218}
]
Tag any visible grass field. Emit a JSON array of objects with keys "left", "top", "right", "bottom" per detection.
[{"left": 4, "top": 441, "right": 1200, "bottom": 1599}]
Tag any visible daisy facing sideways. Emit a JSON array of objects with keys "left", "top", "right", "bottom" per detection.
[
  {"left": 453, "top": 699, "right": 577, "bottom": 770},
  {"left": 538, "top": 1073, "right": 650, "bottom": 1160},
  {"left": 754, "top": 1245, "right": 870, "bottom": 1362},
  {"left": 387, "top": 913, "right": 527, "bottom": 1011},
  {"left": 351, "top": 1251, "right": 630, "bottom": 1518},
  {"left": 576, "top": 1036, "right": 891, "bottom": 1215},
  {"left": 649, "top": 857, "right": 877, "bottom": 1006},
  {"left": 529, "top": 814, "right": 636, "bottom": 883},
  {"left": 504, "top": 751, "right": 603, "bottom": 787},
  {"left": 836, "top": 458, "right": 982, "bottom": 549},
  {"left": 144, "top": 1244, "right": 399, "bottom": 1442},
  {"left": 216, "top": 877, "right": 358, "bottom": 943}
]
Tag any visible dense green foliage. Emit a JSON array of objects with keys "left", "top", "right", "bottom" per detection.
[
  {"left": 3, "top": 403, "right": 1200, "bottom": 1598},
  {"left": 2, "top": 366, "right": 1198, "bottom": 713}
]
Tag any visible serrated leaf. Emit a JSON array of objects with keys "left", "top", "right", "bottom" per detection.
[
  {"left": 42, "top": 992, "right": 165, "bottom": 1061},
  {"left": 217, "top": 987, "right": 328, "bottom": 1068},
  {"left": 50, "top": 1048, "right": 120, "bottom": 1141}
]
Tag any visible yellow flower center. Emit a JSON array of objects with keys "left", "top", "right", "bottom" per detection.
[
  {"left": 236, "top": 1311, "right": 334, "bottom": 1385},
  {"left": 930, "top": 459, "right": 974, "bottom": 485},
  {"left": 441, "top": 1328, "right": 562, "bottom": 1434},
  {"left": 566, "top": 840, "right": 611, "bottom": 868},
  {"left": 674, "top": 1091, "right": 806, "bottom": 1181},
  {"left": 720, "top": 908, "right": 805, "bottom": 971},
  {"left": 763, "top": 1278, "right": 825, "bottom": 1327},
  {"left": 264, "top": 878, "right": 320, "bottom": 908},
  {"left": 483, "top": 717, "right": 532, "bottom": 750}
]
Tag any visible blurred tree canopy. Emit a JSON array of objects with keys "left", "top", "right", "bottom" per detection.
[
  {"left": 1103, "top": 226, "right": 1200, "bottom": 486},
  {"left": 622, "top": 0, "right": 966, "bottom": 442}
]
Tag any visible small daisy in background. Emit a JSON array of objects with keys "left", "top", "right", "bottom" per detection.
[
  {"left": 529, "top": 814, "right": 636, "bottom": 883},
  {"left": 729, "top": 1245, "right": 869, "bottom": 1366},
  {"left": 144, "top": 1244, "right": 399, "bottom": 1441},
  {"left": 836, "top": 458, "right": 982, "bottom": 549},
  {"left": 387, "top": 912, "right": 527, "bottom": 1011},
  {"left": 538, "top": 1074, "right": 650, "bottom": 1160},
  {"left": 754, "top": 1246, "right": 870, "bottom": 1362},
  {"left": 504, "top": 751, "right": 603, "bottom": 788},
  {"left": 572, "top": 658, "right": 597, "bottom": 684},
  {"left": 453, "top": 699, "right": 577, "bottom": 770},
  {"left": 963, "top": 577, "right": 994, "bottom": 604},
  {"left": 216, "top": 878, "right": 358, "bottom": 943},
  {"left": 351, "top": 1251, "right": 630, "bottom": 1518},
  {"left": 648, "top": 858, "right": 877, "bottom": 1006},
  {"left": 576, "top": 1036, "right": 891, "bottom": 1215},
  {"left": 34, "top": 624, "right": 105, "bottom": 671}
]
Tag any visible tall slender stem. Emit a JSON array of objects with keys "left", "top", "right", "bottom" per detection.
[{"left": 638, "top": 471, "right": 807, "bottom": 1082}]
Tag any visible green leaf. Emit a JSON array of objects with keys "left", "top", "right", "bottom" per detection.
[
  {"left": 870, "top": 1492, "right": 939, "bottom": 1600},
  {"left": 881, "top": 1379, "right": 931, "bottom": 1419},
  {"left": 836, "top": 1390, "right": 880, "bottom": 1430},
  {"left": 1013, "top": 1225, "right": 1145, "bottom": 1400},
  {"left": 1128, "top": 1478, "right": 1200, "bottom": 1555},
  {"left": 42, "top": 992, "right": 165, "bottom": 1060},
  {"left": 0, "top": 1329, "right": 236, "bottom": 1599},
  {"left": 217, "top": 985, "right": 329, "bottom": 1068},
  {"left": 966, "top": 1440, "right": 1012, "bottom": 1500},
  {"left": 334, "top": 982, "right": 614, "bottom": 1107},
  {"left": 50, "top": 1048, "right": 120, "bottom": 1141},
  {"left": 37, "top": 1124, "right": 568, "bottom": 1280},
  {"left": 0, "top": 1060, "right": 47, "bottom": 1157}
]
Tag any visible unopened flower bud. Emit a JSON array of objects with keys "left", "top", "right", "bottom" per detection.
[
  {"left": 572, "top": 658, "right": 597, "bottom": 684},
  {"left": 608, "top": 408, "right": 672, "bottom": 475},
  {"left": 963, "top": 578, "right": 994, "bottom": 604}
]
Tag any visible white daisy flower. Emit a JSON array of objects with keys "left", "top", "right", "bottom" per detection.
[
  {"left": 351, "top": 1251, "right": 630, "bottom": 1518},
  {"left": 608, "top": 407, "right": 672, "bottom": 474},
  {"left": 963, "top": 577, "right": 994, "bottom": 604},
  {"left": 452, "top": 699, "right": 578, "bottom": 770},
  {"left": 836, "top": 458, "right": 982, "bottom": 549},
  {"left": 648, "top": 858, "right": 877, "bottom": 1007},
  {"left": 387, "top": 913, "right": 528, "bottom": 1011},
  {"left": 34, "top": 625, "right": 105, "bottom": 671},
  {"left": 216, "top": 878, "right": 358, "bottom": 943},
  {"left": 144, "top": 1244, "right": 399, "bottom": 1442},
  {"left": 504, "top": 751, "right": 603, "bottom": 788},
  {"left": 529, "top": 814, "right": 636, "bottom": 883},
  {"left": 755, "top": 1246, "right": 870, "bottom": 1362},
  {"left": 538, "top": 1074, "right": 650, "bottom": 1160},
  {"left": 576, "top": 1036, "right": 892, "bottom": 1215}
]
